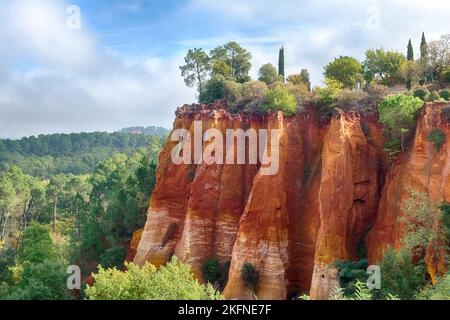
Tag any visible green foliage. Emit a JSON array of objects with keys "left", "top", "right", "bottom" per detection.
[
  {"left": 179, "top": 48, "right": 211, "bottom": 96},
  {"left": 210, "top": 42, "right": 252, "bottom": 83},
  {"left": 241, "top": 262, "right": 260, "bottom": 290},
  {"left": 201, "top": 257, "right": 230, "bottom": 289},
  {"left": 99, "top": 247, "right": 126, "bottom": 269},
  {"left": 0, "top": 131, "right": 166, "bottom": 178},
  {"left": 287, "top": 69, "right": 311, "bottom": 91},
  {"left": 440, "top": 202, "right": 450, "bottom": 238},
  {"left": 262, "top": 85, "right": 298, "bottom": 115},
  {"left": 378, "top": 94, "right": 423, "bottom": 154},
  {"left": 335, "top": 259, "right": 369, "bottom": 296},
  {"left": 19, "top": 223, "right": 57, "bottom": 264},
  {"left": 5, "top": 259, "right": 70, "bottom": 300},
  {"left": 379, "top": 247, "right": 426, "bottom": 300},
  {"left": 427, "top": 128, "right": 446, "bottom": 152},
  {"left": 258, "top": 63, "right": 279, "bottom": 85},
  {"left": 363, "top": 49, "right": 406, "bottom": 85},
  {"left": 413, "top": 87, "right": 430, "bottom": 101},
  {"left": 278, "top": 46, "right": 285, "bottom": 81},
  {"left": 314, "top": 78, "right": 344, "bottom": 118},
  {"left": 439, "top": 89, "right": 450, "bottom": 101},
  {"left": 416, "top": 273, "right": 450, "bottom": 300},
  {"left": 407, "top": 39, "right": 414, "bottom": 61},
  {"left": 428, "top": 91, "right": 441, "bottom": 102},
  {"left": 402, "top": 189, "right": 448, "bottom": 258},
  {"left": 199, "top": 75, "right": 226, "bottom": 104},
  {"left": 85, "top": 257, "right": 222, "bottom": 300},
  {"left": 324, "top": 56, "right": 363, "bottom": 88}
]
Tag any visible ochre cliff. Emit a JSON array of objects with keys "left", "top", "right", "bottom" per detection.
[{"left": 133, "top": 102, "right": 449, "bottom": 299}]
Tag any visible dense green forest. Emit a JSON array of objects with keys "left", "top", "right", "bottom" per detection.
[
  {"left": 0, "top": 129, "right": 167, "bottom": 299},
  {"left": 0, "top": 130, "right": 168, "bottom": 178}
]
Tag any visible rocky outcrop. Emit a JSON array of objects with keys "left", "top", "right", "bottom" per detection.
[
  {"left": 134, "top": 102, "right": 449, "bottom": 299},
  {"left": 367, "top": 102, "right": 450, "bottom": 284}
]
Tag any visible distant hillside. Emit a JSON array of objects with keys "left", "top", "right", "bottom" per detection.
[
  {"left": 119, "top": 126, "right": 170, "bottom": 136},
  {"left": 0, "top": 131, "right": 167, "bottom": 178}
]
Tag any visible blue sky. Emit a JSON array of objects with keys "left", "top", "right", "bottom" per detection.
[{"left": 0, "top": 0, "right": 449, "bottom": 138}]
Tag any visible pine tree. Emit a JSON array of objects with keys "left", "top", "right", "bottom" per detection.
[{"left": 278, "top": 46, "right": 285, "bottom": 82}]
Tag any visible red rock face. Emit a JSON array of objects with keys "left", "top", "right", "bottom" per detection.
[
  {"left": 366, "top": 103, "right": 450, "bottom": 284},
  {"left": 134, "top": 102, "right": 449, "bottom": 299}
]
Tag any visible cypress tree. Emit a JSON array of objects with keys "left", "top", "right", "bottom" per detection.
[
  {"left": 407, "top": 39, "right": 414, "bottom": 61},
  {"left": 420, "top": 32, "right": 427, "bottom": 61},
  {"left": 278, "top": 46, "right": 285, "bottom": 82}
]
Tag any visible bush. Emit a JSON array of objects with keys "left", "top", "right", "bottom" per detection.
[
  {"left": 428, "top": 91, "right": 441, "bottom": 102},
  {"left": 413, "top": 87, "right": 430, "bottom": 101},
  {"left": 241, "top": 262, "right": 260, "bottom": 290},
  {"left": 202, "top": 258, "right": 221, "bottom": 284},
  {"left": 379, "top": 247, "right": 426, "bottom": 300},
  {"left": 333, "top": 89, "right": 369, "bottom": 112},
  {"left": 201, "top": 257, "right": 230, "bottom": 289},
  {"left": 262, "top": 85, "right": 298, "bottom": 115},
  {"left": 335, "top": 259, "right": 369, "bottom": 296},
  {"left": 241, "top": 81, "right": 268, "bottom": 100},
  {"left": 284, "top": 82, "right": 311, "bottom": 104},
  {"left": 258, "top": 63, "right": 279, "bottom": 85},
  {"left": 199, "top": 75, "right": 226, "bottom": 104},
  {"left": 314, "top": 78, "right": 344, "bottom": 118},
  {"left": 223, "top": 81, "right": 243, "bottom": 108},
  {"left": 416, "top": 273, "right": 450, "bottom": 300},
  {"left": 427, "top": 128, "right": 446, "bottom": 152},
  {"left": 86, "top": 257, "right": 222, "bottom": 300},
  {"left": 439, "top": 89, "right": 450, "bottom": 101},
  {"left": 99, "top": 246, "right": 126, "bottom": 269},
  {"left": 378, "top": 94, "right": 423, "bottom": 154}
]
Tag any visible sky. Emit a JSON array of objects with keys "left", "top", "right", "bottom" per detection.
[{"left": 0, "top": 0, "right": 449, "bottom": 138}]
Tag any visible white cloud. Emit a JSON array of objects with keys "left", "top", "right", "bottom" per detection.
[{"left": 0, "top": 0, "right": 194, "bottom": 138}]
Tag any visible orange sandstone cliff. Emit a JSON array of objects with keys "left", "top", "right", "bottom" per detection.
[{"left": 133, "top": 102, "right": 450, "bottom": 299}]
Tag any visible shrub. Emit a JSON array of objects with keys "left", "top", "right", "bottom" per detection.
[
  {"left": 378, "top": 247, "right": 426, "bottom": 300},
  {"left": 86, "top": 257, "right": 222, "bottom": 300},
  {"left": 413, "top": 87, "right": 430, "bottom": 101},
  {"left": 99, "top": 246, "right": 126, "bottom": 269},
  {"left": 439, "top": 89, "right": 450, "bottom": 101},
  {"left": 314, "top": 78, "right": 344, "bottom": 118},
  {"left": 223, "top": 81, "right": 243, "bottom": 108},
  {"left": 202, "top": 258, "right": 221, "bottom": 284},
  {"left": 262, "top": 85, "right": 298, "bottom": 115},
  {"left": 241, "top": 81, "right": 268, "bottom": 99},
  {"left": 427, "top": 128, "right": 446, "bottom": 152},
  {"left": 378, "top": 94, "right": 423, "bottom": 154},
  {"left": 333, "top": 89, "right": 369, "bottom": 112},
  {"left": 201, "top": 257, "right": 230, "bottom": 289},
  {"left": 284, "top": 82, "right": 310, "bottom": 103},
  {"left": 335, "top": 259, "right": 369, "bottom": 296},
  {"left": 439, "top": 202, "right": 450, "bottom": 238},
  {"left": 199, "top": 75, "right": 226, "bottom": 104},
  {"left": 416, "top": 273, "right": 450, "bottom": 300},
  {"left": 241, "top": 262, "right": 260, "bottom": 290},
  {"left": 428, "top": 91, "right": 441, "bottom": 102}
]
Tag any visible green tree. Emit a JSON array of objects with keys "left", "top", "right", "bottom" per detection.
[
  {"left": 300, "top": 69, "right": 311, "bottom": 91},
  {"left": 378, "top": 247, "right": 425, "bottom": 300},
  {"left": 241, "top": 262, "right": 260, "bottom": 291},
  {"left": 263, "top": 85, "right": 298, "bottom": 115},
  {"left": 324, "top": 56, "right": 363, "bottom": 88},
  {"left": 378, "top": 94, "right": 423, "bottom": 153},
  {"left": 406, "top": 39, "right": 414, "bottom": 89},
  {"left": 278, "top": 46, "right": 285, "bottom": 82},
  {"left": 363, "top": 49, "right": 406, "bottom": 85},
  {"left": 210, "top": 42, "right": 252, "bottom": 83},
  {"left": 416, "top": 273, "right": 450, "bottom": 300},
  {"left": 199, "top": 75, "right": 226, "bottom": 104},
  {"left": 180, "top": 48, "right": 211, "bottom": 96},
  {"left": 428, "top": 34, "right": 450, "bottom": 89},
  {"left": 258, "top": 63, "right": 279, "bottom": 85},
  {"left": 85, "top": 257, "right": 222, "bottom": 300}
]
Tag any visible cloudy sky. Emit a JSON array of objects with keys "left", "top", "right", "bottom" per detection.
[{"left": 0, "top": 0, "right": 449, "bottom": 138}]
